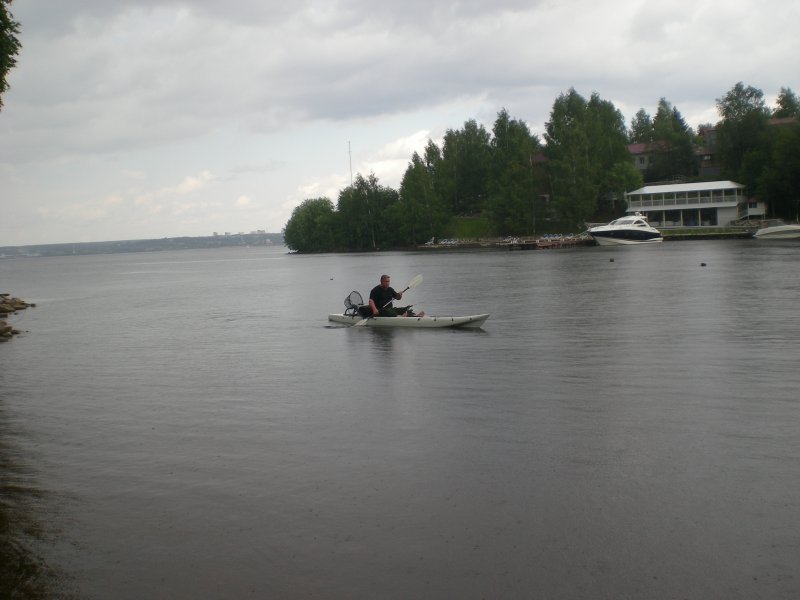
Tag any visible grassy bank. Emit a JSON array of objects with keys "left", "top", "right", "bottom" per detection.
[{"left": 442, "top": 216, "right": 495, "bottom": 240}]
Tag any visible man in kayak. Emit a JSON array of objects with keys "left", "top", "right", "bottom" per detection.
[{"left": 368, "top": 274, "right": 424, "bottom": 317}]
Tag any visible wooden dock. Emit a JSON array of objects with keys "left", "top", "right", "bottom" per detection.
[{"left": 508, "top": 236, "right": 593, "bottom": 250}]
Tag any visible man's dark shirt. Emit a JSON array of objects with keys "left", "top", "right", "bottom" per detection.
[{"left": 370, "top": 285, "right": 397, "bottom": 309}]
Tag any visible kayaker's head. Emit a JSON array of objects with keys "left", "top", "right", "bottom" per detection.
[{"left": 380, "top": 274, "right": 390, "bottom": 289}]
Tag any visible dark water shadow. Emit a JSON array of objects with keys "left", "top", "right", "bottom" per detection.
[{"left": 0, "top": 402, "right": 79, "bottom": 599}]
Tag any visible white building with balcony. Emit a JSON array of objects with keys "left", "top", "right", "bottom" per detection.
[{"left": 625, "top": 181, "right": 749, "bottom": 227}]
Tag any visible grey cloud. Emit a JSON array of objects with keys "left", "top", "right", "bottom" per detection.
[{"left": 5, "top": 0, "right": 799, "bottom": 165}]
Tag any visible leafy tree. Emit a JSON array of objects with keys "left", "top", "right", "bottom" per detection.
[
  {"left": 646, "top": 98, "right": 697, "bottom": 181},
  {"left": 283, "top": 198, "right": 337, "bottom": 252},
  {"left": 629, "top": 109, "right": 654, "bottom": 143},
  {"left": 544, "top": 89, "right": 596, "bottom": 228},
  {"left": 755, "top": 121, "right": 800, "bottom": 219},
  {"left": 544, "top": 89, "right": 633, "bottom": 227},
  {"left": 773, "top": 87, "right": 800, "bottom": 118},
  {"left": 715, "top": 82, "right": 771, "bottom": 179},
  {"left": 359, "top": 172, "right": 399, "bottom": 247},
  {"left": 336, "top": 176, "right": 374, "bottom": 250},
  {"left": 607, "top": 161, "right": 643, "bottom": 212},
  {"left": 335, "top": 173, "right": 399, "bottom": 250},
  {"left": 0, "top": 0, "right": 21, "bottom": 110},
  {"left": 717, "top": 82, "right": 769, "bottom": 122},
  {"left": 439, "top": 120, "right": 491, "bottom": 215},
  {"left": 586, "top": 93, "right": 633, "bottom": 215},
  {"left": 486, "top": 108, "right": 542, "bottom": 234},
  {"left": 398, "top": 150, "right": 449, "bottom": 244}
]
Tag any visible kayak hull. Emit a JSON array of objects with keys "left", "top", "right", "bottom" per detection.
[{"left": 328, "top": 313, "right": 489, "bottom": 329}]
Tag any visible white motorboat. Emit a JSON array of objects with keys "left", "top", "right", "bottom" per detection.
[
  {"left": 588, "top": 213, "right": 662, "bottom": 246},
  {"left": 328, "top": 313, "right": 490, "bottom": 329},
  {"left": 753, "top": 221, "right": 800, "bottom": 239}
]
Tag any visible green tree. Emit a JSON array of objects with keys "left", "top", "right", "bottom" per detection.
[
  {"left": 336, "top": 178, "right": 373, "bottom": 250},
  {"left": 629, "top": 109, "right": 654, "bottom": 143},
  {"left": 283, "top": 198, "right": 337, "bottom": 252},
  {"left": 773, "top": 87, "right": 800, "bottom": 118},
  {"left": 0, "top": 0, "right": 21, "bottom": 110},
  {"left": 544, "top": 89, "right": 596, "bottom": 228},
  {"left": 715, "top": 82, "right": 771, "bottom": 179},
  {"left": 755, "top": 121, "right": 800, "bottom": 219},
  {"left": 586, "top": 93, "right": 632, "bottom": 215},
  {"left": 486, "top": 108, "right": 542, "bottom": 235},
  {"left": 439, "top": 120, "right": 491, "bottom": 215},
  {"left": 607, "top": 161, "right": 643, "bottom": 213},
  {"left": 336, "top": 173, "right": 399, "bottom": 250},
  {"left": 646, "top": 98, "right": 696, "bottom": 181},
  {"left": 544, "top": 89, "right": 633, "bottom": 227},
  {"left": 398, "top": 150, "right": 450, "bottom": 244}
]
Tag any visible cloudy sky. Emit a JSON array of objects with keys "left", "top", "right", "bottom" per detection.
[{"left": 1, "top": 0, "right": 797, "bottom": 246}]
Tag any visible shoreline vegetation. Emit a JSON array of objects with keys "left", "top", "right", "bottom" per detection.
[
  {"left": 283, "top": 86, "right": 799, "bottom": 254},
  {"left": 0, "top": 293, "right": 34, "bottom": 341},
  {"left": 295, "top": 226, "right": 757, "bottom": 253}
]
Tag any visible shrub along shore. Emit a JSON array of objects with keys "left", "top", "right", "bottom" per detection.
[{"left": 0, "top": 293, "right": 34, "bottom": 341}]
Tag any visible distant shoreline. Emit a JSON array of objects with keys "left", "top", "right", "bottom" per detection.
[
  {"left": 1, "top": 229, "right": 758, "bottom": 259},
  {"left": 0, "top": 232, "right": 284, "bottom": 259}
]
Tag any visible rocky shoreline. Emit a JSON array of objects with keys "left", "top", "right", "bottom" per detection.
[{"left": 0, "top": 293, "right": 34, "bottom": 341}]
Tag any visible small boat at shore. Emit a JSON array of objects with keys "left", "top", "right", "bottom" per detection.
[
  {"left": 753, "top": 220, "right": 800, "bottom": 239},
  {"left": 328, "top": 313, "right": 489, "bottom": 329},
  {"left": 588, "top": 213, "right": 662, "bottom": 246}
]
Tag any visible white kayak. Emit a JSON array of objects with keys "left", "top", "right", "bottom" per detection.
[{"left": 328, "top": 313, "right": 489, "bottom": 329}]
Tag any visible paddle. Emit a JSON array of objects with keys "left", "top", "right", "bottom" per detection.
[{"left": 353, "top": 274, "right": 423, "bottom": 326}]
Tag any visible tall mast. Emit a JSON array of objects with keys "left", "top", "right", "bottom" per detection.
[{"left": 348, "top": 141, "right": 353, "bottom": 186}]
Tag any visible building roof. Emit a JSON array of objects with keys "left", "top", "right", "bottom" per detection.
[
  {"left": 627, "top": 141, "right": 668, "bottom": 155},
  {"left": 629, "top": 180, "right": 745, "bottom": 195}
]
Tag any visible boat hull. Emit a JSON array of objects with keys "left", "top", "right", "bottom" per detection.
[
  {"left": 591, "top": 233, "right": 663, "bottom": 245},
  {"left": 328, "top": 313, "right": 489, "bottom": 329},
  {"left": 753, "top": 224, "right": 800, "bottom": 239}
]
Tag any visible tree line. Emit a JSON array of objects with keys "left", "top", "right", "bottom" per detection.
[{"left": 285, "top": 83, "right": 800, "bottom": 252}]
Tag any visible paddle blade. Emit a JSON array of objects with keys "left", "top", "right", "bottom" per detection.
[{"left": 407, "top": 274, "right": 423, "bottom": 289}]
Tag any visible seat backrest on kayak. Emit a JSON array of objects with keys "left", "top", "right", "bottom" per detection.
[{"left": 344, "top": 291, "right": 371, "bottom": 318}]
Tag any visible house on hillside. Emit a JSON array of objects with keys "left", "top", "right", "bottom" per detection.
[
  {"left": 625, "top": 181, "right": 753, "bottom": 227},
  {"left": 628, "top": 141, "right": 666, "bottom": 174}
]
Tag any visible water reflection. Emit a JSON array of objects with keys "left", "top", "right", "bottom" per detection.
[
  {"left": 0, "top": 398, "right": 76, "bottom": 599},
  {"left": 367, "top": 328, "right": 396, "bottom": 354}
]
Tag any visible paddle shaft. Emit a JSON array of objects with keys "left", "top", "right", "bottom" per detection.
[{"left": 381, "top": 284, "right": 410, "bottom": 308}]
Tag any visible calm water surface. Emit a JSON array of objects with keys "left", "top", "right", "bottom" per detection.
[{"left": 1, "top": 241, "right": 799, "bottom": 599}]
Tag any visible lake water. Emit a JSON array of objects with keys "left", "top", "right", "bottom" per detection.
[{"left": 2, "top": 241, "right": 799, "bottom": 599}]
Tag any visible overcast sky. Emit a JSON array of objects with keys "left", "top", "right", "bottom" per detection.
[{"left": 1, "top": 0, "right": 797, "bottom": 245}]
